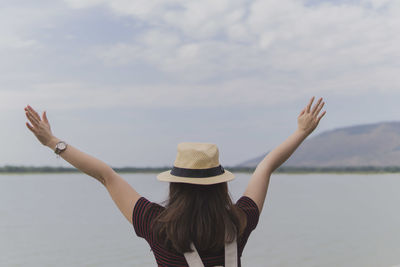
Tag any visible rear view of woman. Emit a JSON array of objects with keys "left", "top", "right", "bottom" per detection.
[{"left": 24, "top": 97, "right": 325, "bottom": 266}]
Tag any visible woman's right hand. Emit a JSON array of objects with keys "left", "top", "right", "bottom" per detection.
[
  {"left": 24, "top": 105, "right": 55, "bottom": 147},
  {"left": 297, "top": 96, "right": 326, "bottom": 136}
]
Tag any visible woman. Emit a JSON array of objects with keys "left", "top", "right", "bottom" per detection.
[{"left": 24, "top": 96, "right": 325, "bottom": 266}]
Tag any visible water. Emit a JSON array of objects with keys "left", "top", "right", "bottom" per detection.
[{"left": 1, "top": 173, "right": 400, "bottom": 267}]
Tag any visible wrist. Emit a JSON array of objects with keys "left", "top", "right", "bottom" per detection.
[
  {"left": 295, "top": 128, "right": 310, "bottom": 139},
  {"left": 46, "top": 136, "right": 61, "bottom": 150}
]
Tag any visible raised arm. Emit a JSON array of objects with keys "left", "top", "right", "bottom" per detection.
[
  {"left": 24, "top": 105, "right": 141, "bottom": 224},
  {"left": 244, "top": 97, "right": 326, "bottom": 213}
]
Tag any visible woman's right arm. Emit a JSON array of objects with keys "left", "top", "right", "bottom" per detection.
[
  {"left": 244, "top": 97, "right": 326, "bottom": 213},
  {"left": 24, "top": 105, "right": 141, "bottom": 224}
]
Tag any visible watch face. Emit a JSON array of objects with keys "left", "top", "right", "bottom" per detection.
[{"left": 58, "top": 142, "right": 66, "bottom": 150}]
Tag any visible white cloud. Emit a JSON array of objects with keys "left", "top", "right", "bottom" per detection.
[
  {"left": 365, "top": 0, "right": 391, "bottom": 9},
  {"left": 0, "top": 4, "right": 63, "bottom": 50},
  {"left": 0, "top": 76, "right": 312, "bottom": 112},
  {"left": 2, "top": 0, "right": 400, "bottom": 111},
  {"left": 61, "top": 0, "right": 399, "bottom": 97},
  {"left": 64, "top": 0, "right": 107, "bottom": 9},
  {"left": 5, "top": 62, "right": 399, "bottom": 112}
]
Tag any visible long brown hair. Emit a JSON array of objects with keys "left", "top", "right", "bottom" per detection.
[{"left": 151, "top": 182, "right": 246, "bottom": 254}]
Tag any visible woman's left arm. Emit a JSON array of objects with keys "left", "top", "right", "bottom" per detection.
[{"left": 24, "top": 105, "right": 141, "bottom": 224}]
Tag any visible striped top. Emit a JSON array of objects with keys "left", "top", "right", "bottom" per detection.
[{"left": 132, "top": 196, "right": 260, "bottom": 267}]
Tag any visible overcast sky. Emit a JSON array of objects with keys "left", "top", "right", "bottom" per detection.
[{"left": 1, "top": 0, "right": 399, "bottom": 168}]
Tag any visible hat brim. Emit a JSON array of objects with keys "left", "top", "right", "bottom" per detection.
[{"left": 157, "top": 169, "right": 235, "bottom": 185}]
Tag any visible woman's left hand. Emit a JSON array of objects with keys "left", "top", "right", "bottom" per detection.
[
  {"left": 297, "top": 96, "right": 326, "bottom": 136},
  {"left": 24, "top": 105, "right": 54, "bottom": 146}
]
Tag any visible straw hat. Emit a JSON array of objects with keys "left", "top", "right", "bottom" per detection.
[{"left": 157, "top": 142, "right": 235, "bottom": 185}]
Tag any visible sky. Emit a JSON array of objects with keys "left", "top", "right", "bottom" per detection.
[{"left": 1, "top": 0, "right": 400, "bottom": 168}]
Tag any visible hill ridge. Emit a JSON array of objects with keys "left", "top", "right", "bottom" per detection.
[{"left": 236, "top": 121, "right": 400, "bottom": 168}]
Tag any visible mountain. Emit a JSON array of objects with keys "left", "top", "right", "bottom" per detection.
[{"left": 236, "top": 122, "right": 400, "bottom": 168}]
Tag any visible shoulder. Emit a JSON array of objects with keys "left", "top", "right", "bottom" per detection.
[
  {"left": 133, "top": 196, "right": 163, "bottom": 214},
  {"left": 132, "top": 197, "right": 164, "bottom": 239},
  {"left": 235, "top": 196, "right": 260, "bottom": 231},
  {"left": 235, "top": 196, "right": 260, "bottom": 255},
  {"left": 133, "top": 197, "right": 164, "bottom": 221}
]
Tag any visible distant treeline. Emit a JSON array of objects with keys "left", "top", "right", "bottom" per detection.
[
  {"left": 275, "top": 166, "right": 400, "bottom": 173},
  {"left": 2, "top": 165, "right": 400, "bottom": 174},
  {"left": 0, "top": 165, "right": 170, "bottom": 173}
]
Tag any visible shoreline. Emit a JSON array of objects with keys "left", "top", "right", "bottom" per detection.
[{"left": 2, "top": 166, "right": 400, "bottom": 175}]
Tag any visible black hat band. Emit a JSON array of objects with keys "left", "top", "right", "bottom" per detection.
[{"left": 170, "top": 165, "right": 225, "bottom": 178}]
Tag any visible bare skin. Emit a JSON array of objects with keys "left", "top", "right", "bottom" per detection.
[
  {"left": 24, "top": 105, "right": 141, "bottom": 224},
  {"left": 244, "top": 97, "right": 326, "bottom": 213}
]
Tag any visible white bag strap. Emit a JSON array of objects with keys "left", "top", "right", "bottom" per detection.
[
  {"left": 184, "top": 242, "right": 205, "bottom": 267},
  {"left": 224, "top": 235, "right": 237, "bottom": 267},
  {"left": 183, "top": 234, "right": 237, "bottom": 267}
]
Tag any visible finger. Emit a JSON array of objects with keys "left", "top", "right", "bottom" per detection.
[
  {"left": 25, "top": 106, "right": 38, "bottom": 121},
  {"left": 315, "top": 101, "right": 325, "bottom": 116},
  {"left": 28, "top": 105, "right": 41, "bottom": 122},
  {"left": 26, "top": 122, "right": 35, "bottom": 133},
  {"left": 299, "top": 107, "right": 306, "bottom": 116},
  {"left": 306, "top": 96, "right": 315, "bottom": 113},
  {"left": 42, "top": 111, "right": 49, "bottom": 124},
  {"left": 317, "top": 111, "right": 326, "bottom": 123},
  {"left": 311, "top": 98, "right": 323, "bottom": 115},
  {"left": 26, "top": 111, "right": 40, "bottom": 127}
]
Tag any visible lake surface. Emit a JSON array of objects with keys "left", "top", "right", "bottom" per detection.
[{"left": 2, "top": 173, "right": 400, "bottom": 267}]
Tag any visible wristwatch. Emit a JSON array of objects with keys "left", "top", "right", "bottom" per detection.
[{"left": 54, "top": 141, "right": 68, "bottom": 155}]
